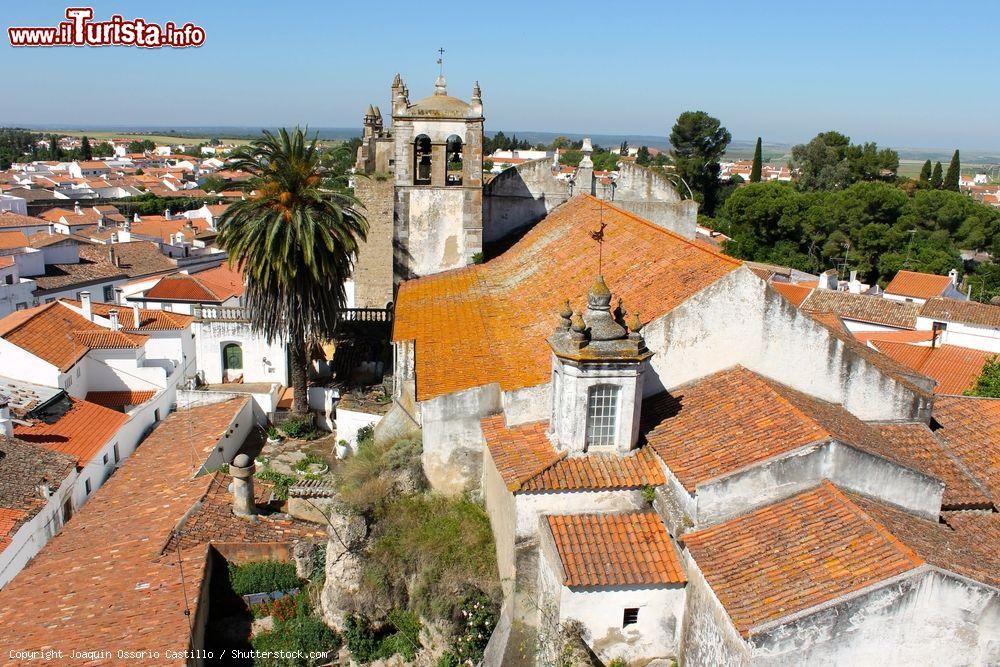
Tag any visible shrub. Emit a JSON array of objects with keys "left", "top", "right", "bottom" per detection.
[
  {"left": 255, "top": 467, "right": 297, "bottom": 501},
  {"left": 343, "top": 610, "right": 421, "bottom": 663},
  {"left": 451, "top": 590, "right": 498, "bottom": 664},
  {"left": 608, "top": 659, "right": 627, "bottom": 667},
  {"left": 310, "top": 543, "right": 327, "bottom": 584},
  {"left": 252, "top": 614, "right": 340, "bottom": 666},
  {"left": 356, "top": 424, "right": 375, "bottom": 444},
  {"left": 228, "top": 560, "right": 300, "bottom": 596},
  {"left": 436, "top": 652, "right": 460, "bottom": 667},
  {"left": 293, "top": 452, "right": 326, "bottom": 472},
  {"left": 281, "top": 415, "right": 319, "bottom": 439},
  {"left": 335, "top": 435, "right": 423, "bottom": 516},
  {"left": 270, "top": 594, "right": 298, "bottom": 622},
  {"left": 642, "top": 484, "right": 656, "bottom": 505},
  {"left": 471, "top": 251, "right": 484, "bottom": 264}
]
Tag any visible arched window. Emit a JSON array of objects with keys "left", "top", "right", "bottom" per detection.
[
  {"left": 585, "top": 384, "right": 619, "bottom": 449},
  {"left": 446, "top": 134, "right": 463, "bottom": 185},
  {"left": 414, "top": 134, "right": 432, "bottom": 185}
]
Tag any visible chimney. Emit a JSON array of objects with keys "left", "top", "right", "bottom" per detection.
[
  {"left": 80, "top": 291, "right": 93, "bottom": 320},
  {"left": 0, "top": 396, "right": 12, "bottom": 439},
  {"left": 132, "top": 303, "right": 141, "bottom": 329},
  {"left": 115, "top": 287, "right": 124, "bottom": 305},
  {"left": 948, "top": 268, "right": 959, "bottom": 285},
  {"left": 108, "top": 308, "right": 121, "bottom": 331},
  {"left": 230, "top": 454, "right": 256, "bottom": 517},
  {"left": 848, "top": 270, "right": 862, "bottom": 294},
  {"left": 164, "top": 208, "right": 173, "bottom": 220},
  {"left": 73, "top": 201, "right": 82, "bottom": 215},
  {"left": 818, "top": 269, "right": 838, "bottom": 291}
]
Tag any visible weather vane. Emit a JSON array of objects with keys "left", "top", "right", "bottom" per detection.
[
  {"left": 437, "top": 47, "right": 445, "bottom": 76},
  {"left": 589, "top": 202, "right": 607, "bottom": 275}
]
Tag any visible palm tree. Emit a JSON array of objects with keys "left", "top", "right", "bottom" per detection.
[{"left": 216, "top": 128, "right": 367, "bottom": 415}]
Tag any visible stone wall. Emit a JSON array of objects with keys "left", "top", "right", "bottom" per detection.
[
  {"left": 419, "top": 383, "right": 501, "bottom": 494},
  {"left": 351, "top": 175, "right": 394, "bottom": 308}
]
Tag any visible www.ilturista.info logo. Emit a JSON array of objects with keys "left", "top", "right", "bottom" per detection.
[{"left": 7, "top": 7, "right": 205, "bottom": 48}]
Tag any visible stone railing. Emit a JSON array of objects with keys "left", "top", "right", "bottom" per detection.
[
  {"left": 339, "top": 306, "right": 394, "bottom": 324},
  {"left": 194, "top": 305, "right": 394, "bottom": 325}
]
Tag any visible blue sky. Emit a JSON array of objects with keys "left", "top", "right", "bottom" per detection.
[{"left": 2, "top": 1, "right": 997, "bottom": 149}]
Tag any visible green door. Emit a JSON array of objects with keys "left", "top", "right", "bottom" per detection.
[{"left": 223, "top": 344, "right": 243, "bottom": 371}]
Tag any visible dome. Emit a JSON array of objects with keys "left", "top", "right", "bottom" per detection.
[{"left": 405, "top": 93, "right": 475, "bottom": 118}]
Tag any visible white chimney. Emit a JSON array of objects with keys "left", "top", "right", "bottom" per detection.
[
  {"left": 132, "top": 212, "right": 140, "bottom": 224},
  {"left": 164, "top": 208, "right": 173, "bottom": 220},
  {"left": 818, "top": 269, "right": 838, "bottom": 291},
  {"left": 80, "top": 291, "right": 93, "bottom": 320},
  {"left": 108, "top": 308, "right": 121, "bottom": 331},
  {"left": 73, "top": 201, "right": 82, "bottom": 215},
  {"left": 132, "top": 304, "right": 141, "bottom": 329},
  {"left": 848, "top": 270, "right": 862, "bottom": 294},
  {"left": 948, "top": 268, "right": 959, "bottom": 285}
]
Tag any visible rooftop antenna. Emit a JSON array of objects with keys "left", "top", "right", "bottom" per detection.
[{"left": 590, "top": 201, "right": 607, "bottom": 274}]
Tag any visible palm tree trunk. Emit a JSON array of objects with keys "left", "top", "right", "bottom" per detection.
[{"left": 289, "top": 334, "right": 309, "bottom": 416}]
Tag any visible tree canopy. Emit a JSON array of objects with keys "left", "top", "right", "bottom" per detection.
[
  {"left": 790, "top": 131, "right": 898, "bottom": 191},
  {"left": 669, "top": 111, "right": 731, "bottom": 215}
]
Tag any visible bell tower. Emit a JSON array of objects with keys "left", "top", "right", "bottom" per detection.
[{"left": 390, "top": 65, "right": 484, "bottom": 283}]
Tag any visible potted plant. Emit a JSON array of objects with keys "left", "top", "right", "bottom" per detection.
[
  {"left": 266, "top": 426, "right": 283, "bottom": 446},
  {"left": 335, "top": 439, "right": 350, "bottom": 460}
]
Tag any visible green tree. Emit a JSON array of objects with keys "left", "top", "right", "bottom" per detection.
[
  {"left": 967, "top": 263, "right": 1000, "bottom": 303},
  {"left": 80, "top": 136, "right": 93, "bottom": 160},
  {"left": 669, "top": 111, "right": 731, "bottom": 216},
  {"left": 200, "top": 175, "right": 228, "bottom": 192},
  {"left": 966, "top": 356, "right": 1000, "bottom": 397},
  {"left": 931, "top": 161, "right": 943, "bottom": 189},
  {"left": 750, "top": 137, "right": 763, "bottom": 183},
  {"left": 635, "top": 146, "right": 651, "bottom": 166},
  {"left": 216, "top": 128, "right": 368, "bottom": 415},
  {"left": 48, "top": 135, "right": 61, "bottom": 160},
  {"left": 790, "top": 131, "right": 898, "bottom": 190},
  {"left": 918, "top": 159, "right": 932, "bottom": 183},
  {"left": 944, "top": 149, "right": 961, "bottom": 191}
]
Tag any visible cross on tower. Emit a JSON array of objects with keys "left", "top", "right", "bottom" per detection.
[{"left": 437, "top": 47, "right": 445, "bottom": 75}]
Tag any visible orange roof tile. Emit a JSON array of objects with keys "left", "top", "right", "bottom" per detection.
[
  {"left": 61, "top": 298, "right": 193, "bottom": 331},
  {"left": 0, "top": 302, "right": 97, "bottom": 371},
  {"left": 885, "top": 270, "right": 954, "bottom": 300},
  {"left": 871, "top": 342, "right": 991, "bottom": 394},
  {"left": 770, "top": 282, "right": 812, "bottom": 307},
  {"left": 801, "top": 289, "right": 920, "bottom": 329},
  {"left": 482, "top": 415, "right": 666, "bottom": 492},
  {"left": 144, "top": 264, "right": 244, "bottom": 303},
  {"left": 394, "top": 195, "right": 739, "bottom": 400},
  {"left": 0, "top": 400, "right": 242, "bottom": 656},
  {"left": 14, "top": 399, "right": 128, "bottom": 465},
  {"left": 0, "top": 210, "right": 44, "bottom": 229},
  {"left": 682, "top": 482, "right": 924, "bottom": 636},
  {"left": 874, "top": 423, "right": 991, "bottom": 509},
  {"left": 932, "top": 397, "right": 1000, "bottom": 505},
  {"left": 547, "top": 512, "right": 685, "bottom": 587},
  {"left": 852, "top": 329, "right": 936, "bottom": 345},
  {"left": 0, "top": 230, "right": 28, "bottom": 250},
  {"left": 0, "top": 508, "right": 28, "bottom": 550},
  {"left": 85, "top": 390, "right": 157, "bottom": 409},
  {"left": 643, "top": 366, "right": 935, "bottom": 493},
  {"left": 70, "top": 328, "right": 148, "bottom": 350}
]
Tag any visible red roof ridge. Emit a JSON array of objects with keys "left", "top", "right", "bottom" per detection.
[{"left": 578, "top": 194, "right": 741, "bottom": 268}]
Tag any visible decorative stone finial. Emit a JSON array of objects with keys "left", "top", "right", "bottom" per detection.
[
  {"left": 557, "top": 300, "right": 573, "bottom": 331},
  {"left": 392, "top": 73, "right": 402, "bottom": 88},
  {"left": 628, "top": 311, "right": 642, "bottom": 335},
  {"left": 434, "top": 74, "right": 447, "bottom": 95},
  {"left": 472, "top": 81, "right": 481, "bottom": 100},
  {"left": 587, "top": 275, "right": 612, "bottom": 309},
  {"left": 570, "top": 311, "right": 588, "bottom": 341}
]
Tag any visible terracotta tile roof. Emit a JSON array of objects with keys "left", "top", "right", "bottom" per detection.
[
  {"left": 0, "top": 211, "right": 44, "bottom": 229},
  {"left": 86, "top": 389, "right": 157, "bottom": 408},
  {"left": 394, "top": 195, "right": 739, "bottom": 400},
  {"left": 61, "top": 298, "right": 193, "bottom": 331},
  {"left": 942, "top": 511, "right": 1000, "bottom": 565},
  {"left": 482, "top": 415, "right": 665, "bottom": 492},
  {"left": 682, "top": 482, "right": 924, "bottom": 636},
  {"left": 0, "top": 400, "right": 246, "bottom": 657},
  {"left": 801, "top": 289, "right": 920, "bottom": 329},
  {"left": 885, "top": 270, "right": 953, "bottom": 300},
  {"left": 852, "top": 329, "right": 935, "bottom": 345},
  {"left": 482, "top": 416, "right": 563, "bottom": 491},
  {"left": 0, "top": 438, "right": 75, "bottom": 542},
  {"left": 0, "top": 230, "right": 28, "bottom": 250},
  {"left": 808, "top": 310, "right": 848, "bottom": 332},
  {"left": 26, "top": 231, "right": 91, "bottom": 248},
  {"left": 875, "top": 423, "right": 992, "bottom": 509},
  {"left": 31, "top": 249, "right": 129, "bottom": 294},
  {"left": 770, "top": 282, "right": 812, "bottom": 307},
  {"left": 14, "top": 398, "right": 128, "bottom": 465},
  {"left": 145, "top": 264, "right": 244, "bottom": 303},
  {"left": 129, "top": 215, "right": 208, "bottom": 243},
  {"left": 70, "top": 328, "right": 148, "bottom": 349},
  {"left": 0, "top": 302, "right": 99, "bottom": 370},
  {"left": 79, "top": 241, "right": 178, "bottom": 279},
  {"left": 642, "top": 366, "right": 931, "bottom": 493},
  {"left": 920, "top": 297, "right": 1000, "bottom": 328},
  {"left": 39, "top": 207, "right": 103, "bottom": 226},
  {"left": 0, "top": 507, "right": 27, "bottom": 550},
  {"left": 547, "top": 512, "right": 685, "bottom": 587},
  {"left": 871, "top": 341, "right": 991, "bottom": 394},
  {"left": 932, "top": 397, "right": 1000, "bottom": 505},
  {"left": 0, "top": 256, "right": 12, "bottom": 269},
  {"left": 850, "top": 495, "right": 1000, "bottom": 590}
]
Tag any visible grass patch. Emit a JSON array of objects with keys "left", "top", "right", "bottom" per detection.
[
  {"left": 344, "top": 609, "right": 421, "bottom": 663},
  {"left": 335, "top": 433, "right": 423, "bottom": 517}
]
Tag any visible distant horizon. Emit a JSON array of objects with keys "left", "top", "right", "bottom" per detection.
[{"left": 7, "top": 124, "right": 1000, "bottom": 161}]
